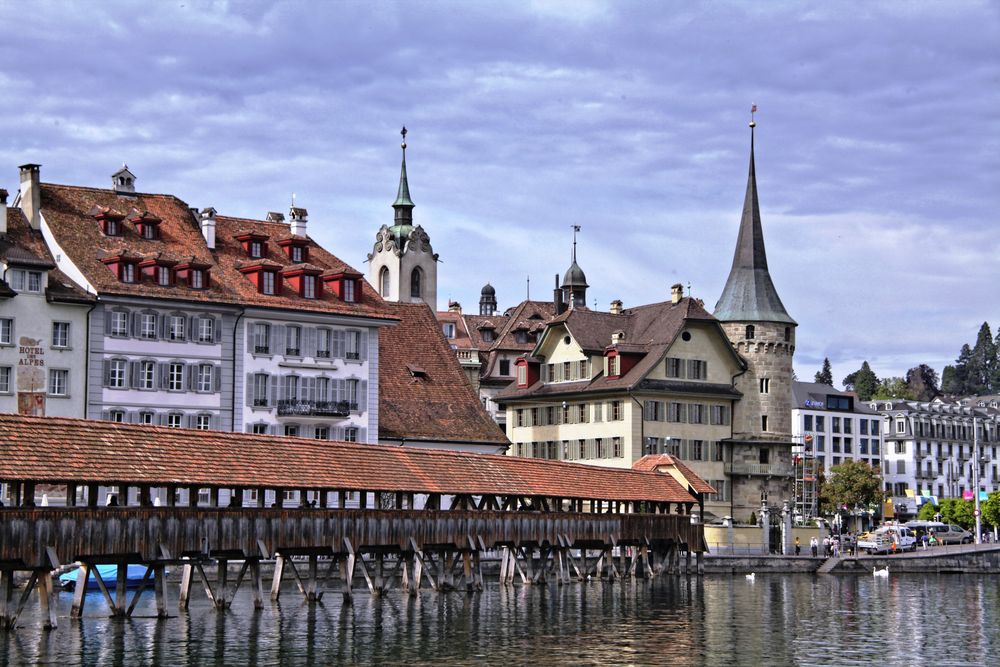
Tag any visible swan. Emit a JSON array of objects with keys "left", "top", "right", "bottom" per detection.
[
  {"left": 873, "top": 566, "right": 889, "bottom": 578},
  {"left": 745, "top": 573, "right": 755, "bottom": 582}
]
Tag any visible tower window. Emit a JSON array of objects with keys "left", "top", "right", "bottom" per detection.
[
  {"left": 761, "top": 415, "right": 769, "bottom": 431},
  {"left": 760, "top": 377, "right": 770, "bottom": 394},
  {"left": 745, "top": 325, "right": 755, "bottom": 340},
  {"left": 379, "top": 267, "right": 390, "bottom": 297},
  {"left": 410, "top": 268, "right": 422, "bottom": 299},
  {"left": 784, "top": 327, "right": 791, "bottom": 342}
]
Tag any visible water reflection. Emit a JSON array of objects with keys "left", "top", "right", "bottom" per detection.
[{"left": 1, "top": 574, "right": 998, "bottom": 665}]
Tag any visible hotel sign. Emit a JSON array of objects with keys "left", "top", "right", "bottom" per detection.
[{"left": 16, "top": 336, "right": 46, "bottom": 416}]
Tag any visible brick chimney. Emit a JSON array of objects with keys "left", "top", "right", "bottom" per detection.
[
  {"left": 610, "top": 299, "right": 623, "bottom": 315},
  {"left": 671, "top": 283, "right": 684, "bottom": 305},
  {"left": 200, "top": 207, "right": 217, "bottom": 250},
  {"left": 18, "top": 164, "right": 41, "bottom": 230},
  {"left": 448, "top": 300, "right": 462, "bottom": 314},
  {"left": 289, "top": 206, "right": 307, "bottom": 237}
]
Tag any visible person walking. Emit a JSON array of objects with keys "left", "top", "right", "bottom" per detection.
[
  {"left": 794, "top": 536, "right": 801, "bottom": 556},
  {"left": 810, "top": 536, "right": 818, "bottom": 557}
]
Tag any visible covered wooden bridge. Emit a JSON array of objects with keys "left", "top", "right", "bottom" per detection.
[{"left": 0, "top": 414, "right": 706, "bottom": 630}]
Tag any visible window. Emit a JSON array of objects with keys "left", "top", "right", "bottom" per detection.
[
  {"left": 197, "top": 364, "right": 214, "bottom": 393},
  {"left": 690, "top": 404, "right": 706, "bottom": 424},
  {"left": 443, "top": 323, "right": 456, "bottom": 339},
  {"left": 104, "top": 219, "right": 119, "bottom": 236},
  {"left": 896, "top": 418, "right": 906, "bottom": 434},
  {"left": 284, "top": 375, "right": 300, "bottom": 401},
  {"left": 262, "top": 271, "right": 276, "bottom": 295},
  {"left": 499, "top": 359, "right": 511, "bottom": 376},
  {"left": 0, "top": 318, "right": 11, "bottom": 345},
  {"left": 579, "top": 359, "right": 589, "bottom": 378},
  {"left": 761, "top": 415, "right": 769, "bottom": 431},
  {"left": 252, "top": 374, "right": 268, "bottom": 406},
  {"left": 816, "top": 416, "right": 825, "bottom": 431},
  {"left": 140, "top": 313, "right": 157, "bottom": 339},
  {"left": 804, "top": 415, "right": 813, "bottom": 431},
  {"left": 343, "top": 278, "right": 356, "bottom": 302},
  {"left": 167, "top": 413, "right": 182, "bottom": 428},
  {"left": 316, "top": 377, "right": 330, "bottom": 403},
  {"left": 317, "top": 329, "right": 331, "bottom": 358},
  {"left": 817, "top": 435, "right": 826, "bottom": 451},
  {"left": 10, "top": 269, "right": 42, "bottom": 293},
  {"left": 197, "top": 318, "right": 215, "bottom": 343},
  {"left": 142, "top": 224, "right": 158, "bottom": 240},
  {"left": 291, "top": 246, "right": 304, "bottom": 263},
  {"left": 286, "top": 326, "right": 301, "bottom": 356},
  {"left": 250, "top": 241, "right": 263, "bottom": 258},
  {"left": 666, "top": 358, "right": 684, "bottom": 378},
  {"left": 122, "top": 263, "right": 136, "bottom": 283},
  {"left": 514, "top": 331, "right": 529, "bottom": 344},
  {"left": 759, "top": 377, "right": 770, "bottom": 393},
  {"left": 252, "top": 423, "right": 269, "bottom": 435},
  {"left": 190, "top": 269, "right": 205, "bottom": 289},
  {"left": 516, "top": 364, "right": 526, "bottom": 386},
  {"left": 303, "top": 275, "right": 316, "bottom": 299},
  {"left": 595, "top": 438, "right": 605, "bottom": 458},
  {"left": 784, "top": 327, "right": 791, "bottom": 342},
  {"left": 613, "top": 437, "right": 622, "bottom": 458},
  {"left": 833, "top": 437, "right": 841, "bottom": 453},
  {"left": 860, "top": 419, "right": 869, "bottom": 435},
  {"left": 346, "top": 331, "right": 361, "bottom": 360},
  {"left": 345, "top": 427, "right": 358, "bottom": 442},
  {"left": 516, "top": 409, "right": 524, "bottom": 427},
  {"left": 52, "top": 322, "right": 70, "bottom": 348},
  {"left": 379, "top": 267, "right": 390, "bottom": 297},
  {"left": 110, "top": 311, "right": 129, "bottom": 337},
  {"left": 745, "top": 324, "right": 755, "bottom": 339},
  {"left": 759, "top": 448, "right": 770, "bottom": 464},
  {"left": 196, "top": 414, "right": 211, "bottom": 430},
  {"left": 314, "top": 426, "right": 329, "bottom": 440},
  {"left": 48, "top": 369, "right": 68, "bottom": 396},
  {"left": 139, "top": 412, "right": 154, "bottom": 425},
  {"left": 410, "top": 268, "right": 422, "bottom": 298},
  {"left": 611, "top": 401, "right": 622, "bottom": 421},
  {"left": 608, "top": 355, "right": 620, "bottom": 377},
  {"left": 284, "top": 425, "right": 299, "bottom": 437},
  {"left": 860, "top": 438, "right": 869, "bottom": 455},
  {"left": 690, "top": 440, "right": 704, "bottom": 460},
  {"left": 108, "top": 359, "right": 127, "bottom": 388},
  {"left": 168, "top": 315, "right": 186, "bottom": 341},
  {"left": 688, "top": 360, "right": 707, "bottom": 380},
  {"left": 844, "top": 419, "right": 853, "bottom": 435},
  {"left": 844, "top": 438, "right": 853, "bottom": 454},
  {"left": 578, "top": 404, "right": 588, "bottom": 423},
  {"left": 832, "top": 417, "right": 841, "bottom": 433},
  {"left": 156, "top": 266, "right": 171, "bottom": 286},
  {"left": 168, "top": 363, "right": 184, "bottom": 391},
  {"left": 668, "top": 402, "right": 685, "bottom": 423},
  {"left": 711, "top": 405, "right": 729, "bottom": 425},
  {"left": 254, "top": 323, "right": 271, "bottom": 354},
  {"left": 0, "top": 367, "right": 10, "bottom": 393},
  {"left": 346, "top": 379, "right": 359, "bottom": 408},
  {"left": 109, "top": 410, "right": 125, "bottom": 423},
  {"left": 139, "top": 361, "right": 155, "bottom": 390}
]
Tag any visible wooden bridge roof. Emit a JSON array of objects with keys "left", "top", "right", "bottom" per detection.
[{"left": 0, "top": 415, "right": 696, "bottom": 504}]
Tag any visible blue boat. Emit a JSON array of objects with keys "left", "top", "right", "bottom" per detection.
[{"left": 59, "top": 564, "right": 155, "bottom": 591}]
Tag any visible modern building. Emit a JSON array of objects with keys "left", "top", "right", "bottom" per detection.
[
  {"left": 0, "top": 194, "right": 93, "bottom": 418},
  {"left": 495, "top": 284, "right": 746, "bottom": 521},
  {"left": 791, "top": 382, "right": 884, "bottom": 518},
  {"left": 367, "top": 128, "right": 439, "bottom": 310},
  {"left": 874, "top": 397, "right": 1000, "bottom": 521},
  {"left": 712, "top": 120, "right": 798, "bottom": 518}
]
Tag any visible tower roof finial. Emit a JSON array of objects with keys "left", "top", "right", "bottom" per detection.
[{"left": 392, "top": 126, "right": 415, "bottom": 212}]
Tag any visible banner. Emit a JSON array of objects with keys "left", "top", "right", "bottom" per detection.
[{"left": 963, "top": 490, "right": 974, "bottom": 501}]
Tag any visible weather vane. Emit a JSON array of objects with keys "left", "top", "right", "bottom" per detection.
[
  {"left": 750, "top": 103, "right": 757, "bottom": 128},
  {"left": 401, "top": 126, "right": 407, "bottom": 150}
]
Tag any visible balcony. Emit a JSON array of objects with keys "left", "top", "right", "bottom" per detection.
[
  {"left": 726, "top": 462, "right": 793, "bottom": 477},
  {"left": 277, "top": 400, "right": 356, "bottom": 418}
]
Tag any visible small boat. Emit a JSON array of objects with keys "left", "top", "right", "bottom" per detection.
[{"left": 59, "top": 564, "right": 156, "bottom": 591}]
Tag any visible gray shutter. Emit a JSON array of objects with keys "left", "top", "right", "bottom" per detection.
[
  {"left": 186, "top": 364, "right": 195, "bottom": 391},
  {"left": 303, "top": 376, "right": 314, "bottom": 402},
  {"left": 101, "top": 409, "right": 110, "bottom": 421},
  {"left": 128, "top": 361, "right": 138, "bottom": 388},
  {"left": 359, "top": 427, "right": 367, "bottom": 443},
  {"left": 246, "top": 373, "right": 254, "bottom": 406},
  {"left": 214, "top": 366, "right": 222, "bottom": 393},
  {"left": 130, "top": 312, "right": 140, "bottom": 337},
  {"left": 358, "top": 331, "right": 368, "bottom": 360},
  {"left": 359, "top": 380, "right": 368, "bottom": 415},
  {"left": 247, "top": 325, "right": 255, "bottom": 352},
  {"left": 158, "top": 314, "right": 167, "bottom": 339},
  {"left": 304, "top": 327, "right": 317, "bottom": 359},
  {"left": 103, "top": 309, "right": 112, "bottom": 334},
  {"left": 335, "top": 379, "right": 345, "bottom": 404},
  {"left": 214, "top": 318, "right": 222, "bottom": 343},
  {"left": 157, "top": 413, "right": 167, "bottom": 426},
  {"left": 188, "top": 315, "right": 196, "bottom": 341},
  {"left": 103, "top": 359, "right": 112, "bottom": 387},
  {"left": 273, "top": 325, "right": 286, "bottom": 354},
  {"left": 333, "top": 331, "right": 345, "bottom": 359},
  {"left": 269, "top": 374, "right": 279, "bottom": 407},
  {"left": 159, "top": 363, "right": 169, "bottom": 389}
]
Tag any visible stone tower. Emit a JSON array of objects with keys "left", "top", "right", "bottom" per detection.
[
  {"left": 479, "top": 283, "right": 497, "bottom": 316},
  {"left": 368, "top": 127, "right": 439, "bottom": 309},
  {"left": 714, "top": 118, "right": 797, "bottom": 517}
]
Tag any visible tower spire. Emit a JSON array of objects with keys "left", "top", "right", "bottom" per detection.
[
  {"left": 713, "top": 111, "right": 796, "bottom": 325},
  {"left": 392, "top": 126, "right": 415, "bottom": 223}
]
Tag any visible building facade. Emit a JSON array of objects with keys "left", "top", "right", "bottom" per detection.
[{"left": 791, "top": 382, "right": 885, "bottom": 518}]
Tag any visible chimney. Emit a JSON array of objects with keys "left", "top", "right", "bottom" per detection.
[
  {"left": 111, "top": 164, "right": 136, "bottom": 194},
  {"left": 200, "top": 207, "right": 217, "bottom": 250},
  {"left": 611, "top": 331, "right": 625, "bottom": 344},
  {"left": 553, "top": 273, "right": 565, "bottom": 316},
  {"left": 671, "top": 283, "right": 684, "bottom": 305},
  {"left": 448, "top": 300, "right": 462, "bottom": 314},
  {"left": 289, "top": 206, "right": 307, "bottom": 237},
  {"left": 610, "top": 299, "right": 623, "bottom": 315},
  {"left": 0, "top": 189, "right": 7, "bottom": 234},
  {"left": 266, "top": 211, "right": 285, "bottom": 223},
  {"left": 19, "top": 164, "right": 41, "bottom": 230}
]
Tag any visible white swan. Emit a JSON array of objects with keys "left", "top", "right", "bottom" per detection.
[
  {"left": 745, "top": 573, "right": 755, "bottom": 582},
  {"left": 873, "top": 566, "right": 889, "bottom": 578}
]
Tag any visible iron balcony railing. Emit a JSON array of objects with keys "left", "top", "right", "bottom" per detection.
[{"left": 277, "top": 400, "right": 357, "bottom": 417}]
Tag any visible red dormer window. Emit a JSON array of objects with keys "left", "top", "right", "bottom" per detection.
[
  {"left": 323, "top": 270, "right": 363, "bottom": 303},
  {"left": 514, "top": 357, "right": 540, "bottom": 388},
  {"left": 239, "top": 263, "right": 282, "bottom": 295},
  {"left": 235, "top": 233, "right": 270, "bottom": 259},
  {"left": 139, "top": 257, "right": 177, "bottom": 287},
  {"left": 175, "top": 260, "right": 211, "bottom": 290},
  {"left": 90, "top": 206, "right": 126, "bottom": 236},
  {"left": 102, "top": 255, "right": 139, "bottom": 283},
  {"left": 130, "top": 211, "right": 162, "bottom": 240},
  {"left": 283, "top": 265, "right": 323, "bottom": 299},
  {"left": 277, "top": 238, "right": 309, "bottom": 264},
  {"left": 606, "top": 350, "right": 621, "bottom": 379}
]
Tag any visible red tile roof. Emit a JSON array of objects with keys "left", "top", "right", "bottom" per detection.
[
  {"left": 0, "top": 414, "right": 695, "bottom": 503},
  {"left": 2, "top": 208, "right": 94, "bottom": 304},
  {"left": 379, "top": 302, "right": 508, "bottom": 446},
  {"left": 632, "top": 454, "right": 716, "bottom": 494}
]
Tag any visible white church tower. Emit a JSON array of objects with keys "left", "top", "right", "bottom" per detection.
[{"left": 368, "top": 127, "right": 438, "bottom": 309}]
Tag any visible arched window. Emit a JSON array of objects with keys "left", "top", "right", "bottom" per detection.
[
  {"left": 410, "top": 267, "right": 422, "bottom": 299},
  {"left": 745, "top": 325, "right": 755, "bottom": 340},
  {"left": 379, "top": 267, "right": 390, "bottom": 297}
]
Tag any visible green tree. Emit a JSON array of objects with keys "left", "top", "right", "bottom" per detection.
[
  {"left": 843, "top": 361, "right": 880, "bottom": 401},
  {"left": 981, "top": 491, "right": 1000, "bottom": 528},
  {"left": 941, "top": 344, "right": 973, "bottom": 396},
  {"left": 969, "top": 322, "right": 997, "bottom": 394},
  {"left": 905, "top": 364, "right": 939, "bottom": 401},
  {"left": 814, "top": 357, "right": 834, "bottom": 386},
  {"left": 938, "top": 498, "right": 976, "bottom": 529},
  {"left": 872, "top": 377, "right": 914, "bottom": 400},
  {"left": 820, "top": 460, "right": 882, "bottom": 514},
  {"left": 917, "top": 501, "right": 939, "bottom": 521}
]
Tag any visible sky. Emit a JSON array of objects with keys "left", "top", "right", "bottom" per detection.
[{"left": 0, "top": 1, "right": 997, "bottom": 387}]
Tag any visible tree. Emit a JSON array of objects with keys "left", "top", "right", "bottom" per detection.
[
  {"left": 905, "top": 364, "right": 940, "bottom": 401},
  {"left": 872, "top": 377, "right": 914, "bottom": 400},
  {"left": 843, "top": 361, "right": 880, "bottom": 401},
  {"left": 814, "top": 357, "right": 834, "bottom": 386},
  {"left": 917, "top": 500, "right": 939, "bottom": 521},
  {"left": 938, "top": 498, "right": 976, "bottom": 529},
  {"left": 982, "top": 491, "right": 1000, "bottom": 528},
  {"left": 820, "top": 460, "right": 882, "bottom": 515},
  {"left": 941, "top": 344, "right": 973, "bottom": 396},
  {"left": 968, "top": 322, "right": 997, "bottom": 394}
]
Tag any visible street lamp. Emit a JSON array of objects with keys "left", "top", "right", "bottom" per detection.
[{"left": 974, "top": 415, "right": 982, "bottom": 545}]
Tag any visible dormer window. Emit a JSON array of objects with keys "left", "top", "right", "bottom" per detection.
[
  {"left": 156, "top": 265, "right": 171, "bottom": 286},
  {"left": 322, "top": 270, "right": 363, "bottom": 304},
  {"left": 262, "top": 270, "right": 276, "bottom": 295},
  {"left": 482, "top": 329, "right": 495, "bottom": 343},
  {"left": 9, "top": 269, "right": 43, "bottom": 293},
  {"left": 130, "top": 211, "right": 162, "bottom": 240},
  {"left": 174, "top": 260, "right": 211, "bottom": 290},
  {"left": 102, "top": 254, "right": 141, "bottom": 284},
  {"left": 303, "top": 275, "right": 316, "bottom": 298},
  {"left": 106, "top": 219, "right": 120, "bottom": 236},
  {"left": 122, "top": 262, "right": 136, "bottom": 283},
  {"left": 190, "top": 269, "right": 204, "bottom": 289},
  {"left": 235, "top": 232, "right": 270, "bottom": 259},
  {"left": 278, "top": 238, "right": 310, "bottom": 264},
  {"left": 282, "top": 265, "right": 322, "bottom": 299},
  {"left": 239, "top": 262, "right": 282, "bottom": 295},
  {"left": 250, "top": 242, "right": 263, "bottom": 258}
]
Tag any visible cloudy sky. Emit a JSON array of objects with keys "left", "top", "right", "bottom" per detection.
[{"left": 1, "top": 1, "right": 997, "bottom": 385}]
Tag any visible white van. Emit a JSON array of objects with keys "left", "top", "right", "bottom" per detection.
[{"left": 858, "top": 525, "right": 917, "bottom": 553}]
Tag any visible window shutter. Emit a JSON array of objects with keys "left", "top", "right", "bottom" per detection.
[
  {"left": 643, "top": 401, "right": 652, "bottom": 421},
  {"left": 130, "top": 312, "right": 140, "bottom": 337},
  {"left": 333, "top": 331, "right": 345, "bottom": 359},
  {"left": 158, "top": 314, "right": 167, "bottom": 339},
  {"left": 680, "top": 404, "right": 688, "bottom": 423},
  {"left": 101, "top": 409, "right": 110, "bottom": 422},
  {"left": 269, "top": 375, "right": 279, "bottom": 407},
  {"left": 273, "top": 325, "right": 286, "bottom": 353},
  {"left": 157, "top": 413, "right": 167, "bottom": 426},
  {"left": 269, "top": 424, "right": 278, "bottom": 436},
  {"left": 358, "top": 331, "right": 367, "bottom": 360},
  {"left": 246, "top": 373, "right": 254, "bottom": 406},
  {"left": 303, "top": 376, "right": 314, "bottom": 402},
  {"left": 128, "top": 361, "right": 139, "bottom": 388},
  {"left": 214, "top": 318, "right": 222, "bottom": 343},
  {"left": 358, "top": 427, "right": 367, "bottom": 443},
  {"left": 158, "top": 363, "right": 169, "bottom": 389},
  {"left": 725, "top": 406, "right": 731, "bottom": 425},
  {"left": 103, "top": 310, "right": 112, "bottom": 334},
  {"left": 103, "top": 359, "right": 111, "bottom": 387},
  {"left": 247, "top": 325, "right": 255, "bottom": 352},
  {"left": 214, "top": 366, "right": 222, "bottom": 393},
  {"left": 359, "top": 380, "right": 367, "bottom": 414},
  {"left": 304, "top": 327, "right": 317, "bottom": 358},
  {"left": 188, "top": 316, "right": 196, "bottom": 340}
]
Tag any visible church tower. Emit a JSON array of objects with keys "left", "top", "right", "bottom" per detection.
[
  {"left": 714, "top": 115, "right": 797, "bottom": 518},
  {"left": 368, "top": 127, "right": 439, "bottom": 309}
]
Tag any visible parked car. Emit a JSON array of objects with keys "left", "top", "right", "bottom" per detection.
[{"left": 904, "top": 521, "right": 974, "bottom": 545}]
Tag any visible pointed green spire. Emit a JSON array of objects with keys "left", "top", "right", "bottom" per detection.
[{"left": 393, "top": 126, "right": 415, "bottom": 218}]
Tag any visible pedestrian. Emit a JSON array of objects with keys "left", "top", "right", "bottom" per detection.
[
  {"left": 810, "top": 536, "right": 818, "bottom": 557},
  {"left": 794, "top": 536, "right": 801, "bottom": 556},
  {"left": 832, "top": 537, "right": 840, "bottom": 558}
]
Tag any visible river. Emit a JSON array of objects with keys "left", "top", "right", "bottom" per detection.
[{"left": 2, "top": 573, "right": 998, "bottom": 665}]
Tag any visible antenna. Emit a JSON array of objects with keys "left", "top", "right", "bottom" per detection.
[
  {"left": 526, "top": 275, "right": 530, "bottom": 300},
  {"left": 571, "top": 224, "right": 581, "bottom": 262},
  {"left": 291, "top": 192, "right": 296, "bottom": 207}
]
